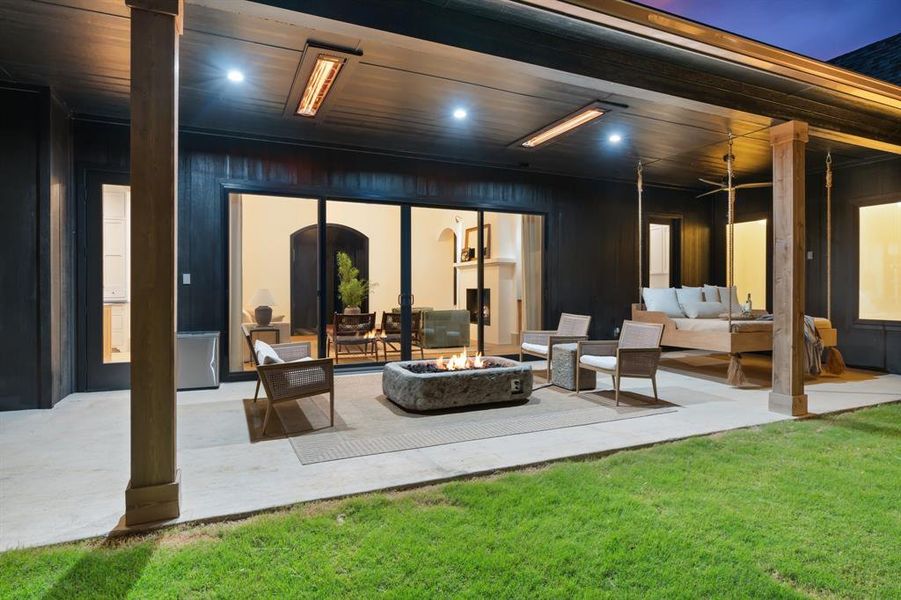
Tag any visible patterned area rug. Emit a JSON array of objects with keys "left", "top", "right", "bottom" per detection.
[{"left": 243, "top": 371, "right": 676, "bottom": 464}]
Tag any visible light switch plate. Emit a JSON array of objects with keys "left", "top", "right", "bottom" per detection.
[
  {"left": 807, "top": 251, "right": 814, "bottom": 260},
  {"left": 182, "top": 273, "right": 191, "bottom": 285}
]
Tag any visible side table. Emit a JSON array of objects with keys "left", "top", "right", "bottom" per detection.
[{"left": 550, "top": 343, "right": 596, "bottom": 391}]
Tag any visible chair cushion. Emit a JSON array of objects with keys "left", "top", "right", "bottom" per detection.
[
  {"left": 702, "top": 284, "right": 720, "bottom": 302},
  {"left": 288, "top": 356, "right": 313, "bottom": 364},
  {"left": 642, "top": 287, "right": 684, "bottom": 317},
  {"left": 521, "top": 342, "right": 548, "bottom": 355},
  {"left": 254, "top": 340, "right": 283, "bottom": 365},
  {"left": 580, "top": 355, "right": 617, "bottom": 370},
  {"left": 675, "top": 287, "right": 703, "bottom": 305},
  {"left": 682, "top": 301, "right": 727, "bottom": 319},
  {"left": 271, "top": 314, "right": 285, "bottom": 322}
]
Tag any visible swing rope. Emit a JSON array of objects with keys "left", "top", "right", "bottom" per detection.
[
  {"left": 824, "top": 152, "right": 846, "bottom": 374},
  {"left": 637, "top": 160, "right": 643, "bottom": 303},
  {"left": 726, "top": 133, "right": 735, "bottom": 331},
  {"left": 724, "top": 133, "right": 748, "bottom": 386}
]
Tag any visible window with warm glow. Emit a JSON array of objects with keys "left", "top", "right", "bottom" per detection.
[
  {"left": 726, "top": 219, "right": 767, "bottom": 310},
  {"left": 859, "top": 202, "right": 901, "bottom": 321}
]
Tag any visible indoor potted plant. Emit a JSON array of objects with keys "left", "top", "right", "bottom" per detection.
[{"left": 336, "top": 251, "right": 369, "bottom": 314}]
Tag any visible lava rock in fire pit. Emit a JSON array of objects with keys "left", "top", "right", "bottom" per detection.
[{"left": 382, "top": 357, "right": 533, "bottom": 412}]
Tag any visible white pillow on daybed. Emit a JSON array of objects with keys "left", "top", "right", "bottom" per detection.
[
  {"left": 643, "top": 287, "right": 684, "bottom": 317},
  {"left": 682, "top": 301, "right": 726, "bottom": 319},
  {"left": 675, "top": 287, "right": 704, "bottom": 305},
  {"left": 717, "top": 286, "right": 741, "bottom": 310},
  {"left": 702, "top": 284, "right": 720, "bottom": 302}
]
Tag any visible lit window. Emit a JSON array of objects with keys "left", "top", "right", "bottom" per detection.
[
  {"left": 859, "top": 202, "right": 901, "bottom": 321},
  {"left": 727, "top": 219, "right": 767, "bottom": 309}
]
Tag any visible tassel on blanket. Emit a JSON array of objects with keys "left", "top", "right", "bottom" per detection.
[
  {"left": 727, "top": 353, "right": 749, "bottom": 387},
  {"left": 824, "top": 346, "right": 846, "bottom": 375}
]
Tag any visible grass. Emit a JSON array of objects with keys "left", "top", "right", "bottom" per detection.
[{"left": 2, "top": 404, "right": 899, "bottom": 599}]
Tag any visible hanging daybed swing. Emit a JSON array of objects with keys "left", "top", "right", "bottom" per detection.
[{"left": 631, "top": 134, "right": 841, "bottom": 386}]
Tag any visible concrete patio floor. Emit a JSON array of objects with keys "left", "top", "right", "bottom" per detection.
[{"left": 2, "top": 353, "right": 899, "bottom": 551}]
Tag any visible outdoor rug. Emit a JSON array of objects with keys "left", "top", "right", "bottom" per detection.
[{"left": 244, "top": 371, "right": 676, "bottom": 464}]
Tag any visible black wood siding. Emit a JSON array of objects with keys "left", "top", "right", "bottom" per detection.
[
  {"left": 72, "top": 119, "right": 707, "bottom": 389},
  {"left": 0, "top": 85, "right": 73, "bottom": 410}
]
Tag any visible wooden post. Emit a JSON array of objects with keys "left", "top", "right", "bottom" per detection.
[
  {"left": 768, "top": 121, "right": 808, "bottom": 416},
  {"left": 124, "top": 0, "right": 183, "bottom": 526}
]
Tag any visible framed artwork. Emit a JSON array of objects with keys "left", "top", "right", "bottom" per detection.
[{"left": 464, "top": 224, "right": 491, "bottom": 259}]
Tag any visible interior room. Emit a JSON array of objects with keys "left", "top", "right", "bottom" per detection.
[{"left": 0, "top": 0, "right": 898, "bottom": 550}]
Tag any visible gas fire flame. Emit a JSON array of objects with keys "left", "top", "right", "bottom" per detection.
[{"left": 435, "top": 348, "right": 485, "bottom": 370}]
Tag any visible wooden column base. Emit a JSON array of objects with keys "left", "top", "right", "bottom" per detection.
[
  {"left": 125, "top": 470, "right": 181, "bottom": 526},
  {"left": 768, "top": 392, "right": 808, "bottom": 416}
]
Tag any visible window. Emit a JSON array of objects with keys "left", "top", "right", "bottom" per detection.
[
  {"left": 727, "top": 218, "right": 767, "bottom": 309},
  {"left": 859, "top": 202, "right": 901, "bottom": 321}
]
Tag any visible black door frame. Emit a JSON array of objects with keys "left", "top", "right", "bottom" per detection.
[
  {"left": 78, "top": 168, "right": 131, "bottom": 391},
  {"left": 219, "top": 183, "right": 546, "bottom": 382},
  {"left": 643, "top": 213, "right": 683, "bottom": 288}
]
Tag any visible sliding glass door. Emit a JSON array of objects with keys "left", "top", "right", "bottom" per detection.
[
  {"left": 228, "top": 193, "right": 320, "bottom": 374},
  {"left": 325, "top": 200, "right": 401, "bottom": 365},
  {"left": 227, "top": 192, "right": 544, "bottom": 376},
  {"left": 411, "top": 207, "right": 480, "bottom": 360}
]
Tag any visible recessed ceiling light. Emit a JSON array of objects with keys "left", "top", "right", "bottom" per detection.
[
  {"left": 227, "top": 69, "right": 244, "bottom": 83},
  {"left": 296, "top": 54, "right": 345, "bottom": 117},
  {"left": 453, "top": 108, "right": 467, "bottom": 120},
  {"left": 608, "top": 133, "right": 623, "bottom": 143}
]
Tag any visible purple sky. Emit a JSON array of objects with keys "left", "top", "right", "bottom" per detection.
[{"left": 636, "top": 0, "right": 901, "bottom": 60}]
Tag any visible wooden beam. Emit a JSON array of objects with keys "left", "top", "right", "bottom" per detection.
[
  {"left": 124, "top": 0, "right": 183, "bottom": 526},
  {"left": 769, "top": 120, "right": 808, "bottom": 416}
]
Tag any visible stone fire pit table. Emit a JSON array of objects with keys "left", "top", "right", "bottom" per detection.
[{"left": 382, "top": 357, "right": 533, "bottom": 411}]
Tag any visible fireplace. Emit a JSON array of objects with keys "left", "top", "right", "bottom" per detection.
[{"left": 466, "top": 288, "right": 490, "bottom": 325}]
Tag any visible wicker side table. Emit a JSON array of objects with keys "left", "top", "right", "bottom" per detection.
[{"left": 550, "top": 343, "right": 596, "bottom": 391}]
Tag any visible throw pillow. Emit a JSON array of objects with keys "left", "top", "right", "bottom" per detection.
[
  {"left": 683, "top": 301, "right": 726, "bottom": 319},
  {"left": 675, "top": 287, "right": 703, "bottom": 305},
  {"left": 254, "top": 340, "right": 283, "bottom": 365},
  {"left": 717, "top": 286, "right": 741, "bottom": 310},
  {"left": 702, "top": 284, "right": 720, "bottom": 302},
  {"left": 642, "top": 287, "right": 684, "bottom": 317}
]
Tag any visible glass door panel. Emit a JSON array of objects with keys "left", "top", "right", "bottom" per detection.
[
  {"left": 101, "top": 184, "right": 132, "bottom": 364},
  {"left": 411, "top": 207, "right": 480, "bottom": 360},
  {"left": 326, "top": 200, "right": 400, "bottom": 365},
  {"left": 483, "top": 211, "right": 544, "bottom": 357},
  {"left": 228, "top": 193, "right": 319, "bottom": 373}
]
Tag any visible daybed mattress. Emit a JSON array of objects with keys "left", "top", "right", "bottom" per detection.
[{"left": 670, "top": 317, "right": 832, "bottom": 333}]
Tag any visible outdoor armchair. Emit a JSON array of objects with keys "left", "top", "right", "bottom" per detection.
[
  {"left": 256, "top": 350, "right": 334, "bottom": 434},
  {"left": 575, "top": 320, "right": 664, "bottom": 405},
  {"left": 520, "top": 313, "right": 592, "bottom": 375}
]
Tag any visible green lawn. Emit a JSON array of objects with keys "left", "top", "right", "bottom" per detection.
[{"left": 3, "top": 404, "right": 899, "bottom": 599}]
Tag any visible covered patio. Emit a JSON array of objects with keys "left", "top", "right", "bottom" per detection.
[
  {"left": 1, "top": 0, "right": 899, "bottom": 550},
  {"left": 3, "top": 359, "right": 899, "bottom": 550}
]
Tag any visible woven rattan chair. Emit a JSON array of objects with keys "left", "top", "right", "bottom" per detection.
[
  {"left": 520, "top": 313, "right": 592, "bottom": 375},
  {"left": 242, "top": 325, "right": 335, "bottom": 434},
  {"left": 327, "top": 312, "right": 377, "bottom": 363},
  {"left": 242, "top": 324, "right": 310, "bottom": 402},
  {"left": 379, "top": 311, "right": 425, "bottom": 361},
  {"left": 575, "top": 320, "right": 664, "bottom": 405}
]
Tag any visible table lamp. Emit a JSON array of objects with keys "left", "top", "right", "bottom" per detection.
[{"left": 250, "top": 289, "right": 277, "bottom": 326}]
